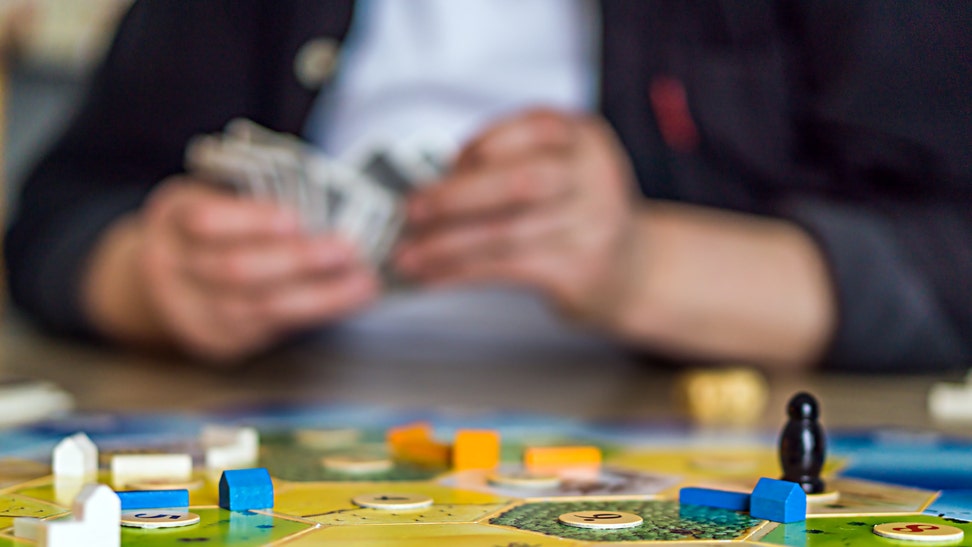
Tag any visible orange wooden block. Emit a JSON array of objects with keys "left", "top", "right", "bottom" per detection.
[
  {"left": 387, "top": 422, "right": 450, "bottom": 467},
  {"left": 524, "top": 446, "right": 601, "bottom": 471},
  {"left": 397, "top": 439, "right": 452, "bottom": 467},
  {"left": 452, "top": 430, "right": 500, "bottom": 471},
  {"left": 387, "top": 422, "right": 433, "bottom": 446}
]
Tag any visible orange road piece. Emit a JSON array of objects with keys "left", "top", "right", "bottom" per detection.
[
  {"left": 387, "top": 422, "right": 451, "bottom": 468},
  {"left": 524, "top": 446, "right": 601, "bottom": 471},
  {"left": 452, "top": 430, "right": 501, "bottom": 471},
  {"left": 387, "top": 422, "right": 434, "bottom": 447}
]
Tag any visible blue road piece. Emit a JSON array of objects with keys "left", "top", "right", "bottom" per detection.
[
  {"left": 750, "top": 477, "right": 806, "bottom": 523},
  {"left": 118, "top": 489, "right": 190, "bottom": 510},
  {"left": 219, "top": 468, "right": 274, "bottom": 511},
  {"left": 680, "top": 487, "right": 750, "bottom": 511}
]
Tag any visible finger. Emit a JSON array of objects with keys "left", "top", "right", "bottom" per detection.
[
  {"left": 147, "top": 177, "right": 302, "bottom": 243},
  {"left": 408, "top": 154, "right": 572, "bottom": 225},
  {"left": 457, "top": 109, "right": 577, "bottom": 168},
  {"left": 396, "top": 206, "right": 571, "bottom": 277},
  {"left": 253, "top": 267, "right": 380, "bottom": 329},
  {"left": 163, "top": 290, "right": 279, "bottom": 364},
  {"left": 184, "top": 234, "right": 359, "bottom": 291}
]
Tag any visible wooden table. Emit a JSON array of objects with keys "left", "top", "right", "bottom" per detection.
[{"left": 2, "top": 308, "right": 968, "bottom": 437}]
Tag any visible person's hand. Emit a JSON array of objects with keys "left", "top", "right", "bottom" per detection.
[
  {"left": 85, "top": 177, "right": 379, "bottom": 362},
  {"left": 394, "top": 109, "right": 644, "bottom": 326}
]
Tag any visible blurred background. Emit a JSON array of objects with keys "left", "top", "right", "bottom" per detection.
[
  {"left": 1, "top": 0, "right": 130, "bottom": 204},
  {"left": 0, "top": 0, "right": 130, "bottom": 302}
]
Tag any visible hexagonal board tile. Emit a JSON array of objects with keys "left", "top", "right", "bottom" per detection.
[
  {"left": 308, "top": 502, "right": 510, "bottom": 526},
  {"left": 442, "top": 465, "right": 680, "bottom": 499},
  {"left": 118, "top": 507, "right": 313, "bottom": 546},
  {"left": 756, "top": 514, "right": 972, "bottom": 546},
  {"left": 286, "top": 522, "right": 583, "bottom": 546},
  {"left": 274, "top": 481, "right": 509, "bottom": 522},
  {"left": 261, "top": 437, "right": 442, "bottom": 482},
  {"left": 0, "top": 493, "right": 68, "bottom": 529},
  {"left": 490, "top": 499, "right": 765, "bottom": 542},
  {"left": 806, "top": 477, "right": 938, "bottom": 516}
]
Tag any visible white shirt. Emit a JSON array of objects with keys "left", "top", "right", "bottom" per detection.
[
  {"left": 305, "top": 0, "right": 599, "bottom": 159},
  {"left": 303, "top": 0, "right": 616, "bottom": 361}
]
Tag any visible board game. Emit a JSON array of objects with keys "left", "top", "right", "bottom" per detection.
[{"left": 1, "top": 398, "right": 972, "bottom": 546}]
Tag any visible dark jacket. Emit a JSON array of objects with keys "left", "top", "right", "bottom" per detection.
[{"left": 6, "top": 1, "right": 970, "bottom": 371}]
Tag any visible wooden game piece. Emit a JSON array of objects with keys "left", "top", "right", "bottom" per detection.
[
  {"left": 873, "top": 522, "right": 964, "bottom": 542},
  {"left": 675, "top": 367, "right": 768, "bottom": 427},
  {"left": 750, "top": 477, "right": 806, "bottom": 523},
  {"left": 206, "top": 443, "right": 257, "bottom": 473},
  {"left": 53, "top": 432, "right": 98, "bottom": 479},
  {"left": 126, "top": 478, "right": 204, "bottom": 491},
  {"left": 395, "top": 438, "right": 452, "bottom": 467},
  {"left": 202, "top": 425, "right": 259, "bottom": 472},
  {"left": 387, "top": 422, "right": 434, "bottom": 446},
  {"left": 201, "top": 425, "right": 259, "bottom": 451},
  {"left": 41, "top": 483, "right": 121, "bottom": 547},
  {"left": 558, "top": 511, "right": 643, "bottom": 530},
  {"left": 524, "top": 446, "right": 601, "bottom": 471},
  {"left": 452, "top": 430, "right": 500, "bottom": 471},
  {"left": 679, "top": 487, "right": 751, "bottom": 511},
  {"left": 779, "top": 392, "right": 826, "bottom": 494},
  {"left": 295, "top": 427, "right": 362, "bottom": 449},
  {"left": 120, "top": 510, "right": 201, "bottom": 529},
  {"left": 117, "top": 489, "right": 189, "bottom": 510},
  {"left": 488, "top": 470, "right": 562, "bottom": 489},
  {"left": 13, "top": 517, "right": 42, "bottom": 540},
  {"left": 111, "top": 454, "right": 192, "bottom": 490},
  {"left": 928, "top": 378, "right": 972, "bottom": 422},
  {"left": 218, "top": 468, "right": 274, "bottom": 511},
  {"left": 352, "top": 493, "right": 433, "bottom": 510},
  {"left": 321, "top": 453, "right": 394, "bottom": 474},
  {"left": 387, "top": 422, "right": 451, "bottom": 467}
]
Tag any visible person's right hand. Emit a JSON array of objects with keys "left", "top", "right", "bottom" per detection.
[{"left": 86, "top": 176, "right": 379, "bottom": 362}]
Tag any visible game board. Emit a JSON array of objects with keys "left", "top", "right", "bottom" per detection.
[{"left": 1, "top": 404, "right": 971, "bottom": 546}]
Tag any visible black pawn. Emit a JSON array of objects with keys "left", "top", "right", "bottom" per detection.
[{"left": 779, "top": 392, "right": 826, "bottom": 494}]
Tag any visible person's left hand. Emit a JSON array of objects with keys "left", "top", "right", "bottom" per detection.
[{"left": 394, "top": 109, "right": 644, "bottom": 325}]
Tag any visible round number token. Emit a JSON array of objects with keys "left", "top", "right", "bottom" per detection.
[
  {"left": 488, "top": 470, "right": 561, "bottom": 489},
  {"left": 322, "top": 454, "right": 394, "bottom": 474},
  {"left": 873, "top": 522, "right": 964, "bottom": 542},
  {"left": 559, "top": 511, "right": 643, "bottom": 530},
  {"left": 352, "top": 493, "right": 433, "bottom": 510},
  {"left": 295, "top": 428, "right": 362, "bottom": 449},
  {"left": 121, "top": 510, "right": 201, "bottom": 529},
  {"left": 126, "top": 478, "right": 204, "bottom": 491}
]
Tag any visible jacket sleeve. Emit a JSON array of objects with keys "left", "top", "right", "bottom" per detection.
[
  {"left": 778, "top": 1, "right": 971, "bottom": 370},
  {"left": 3, "top": 0, "right": 265, "bottom": 335}
]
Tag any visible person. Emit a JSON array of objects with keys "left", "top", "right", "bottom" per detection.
[{"left": 4, "top": 1, "right": 970, "bottom": 371}]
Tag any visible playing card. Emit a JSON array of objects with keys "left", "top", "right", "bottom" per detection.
[{"left": 184, "top": 120, "right": 447, "bottom": 269}]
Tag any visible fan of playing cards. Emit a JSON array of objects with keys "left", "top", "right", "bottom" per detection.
[{"left": 184, "top": 119, "right": 450, "bottom": 265}]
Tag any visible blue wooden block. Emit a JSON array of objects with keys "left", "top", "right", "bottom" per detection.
[
  {"left": 117, "top": 489, "right": 189, "bottom": 510},
  {"left": 219, "top": 468, "right": 274, "bottom": 511},
  {"left": 750, "top": 477, "right": 806, "bottom": 523},
  {"left": 680, "top": 487, "right": 751, "bottom": 511}
]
